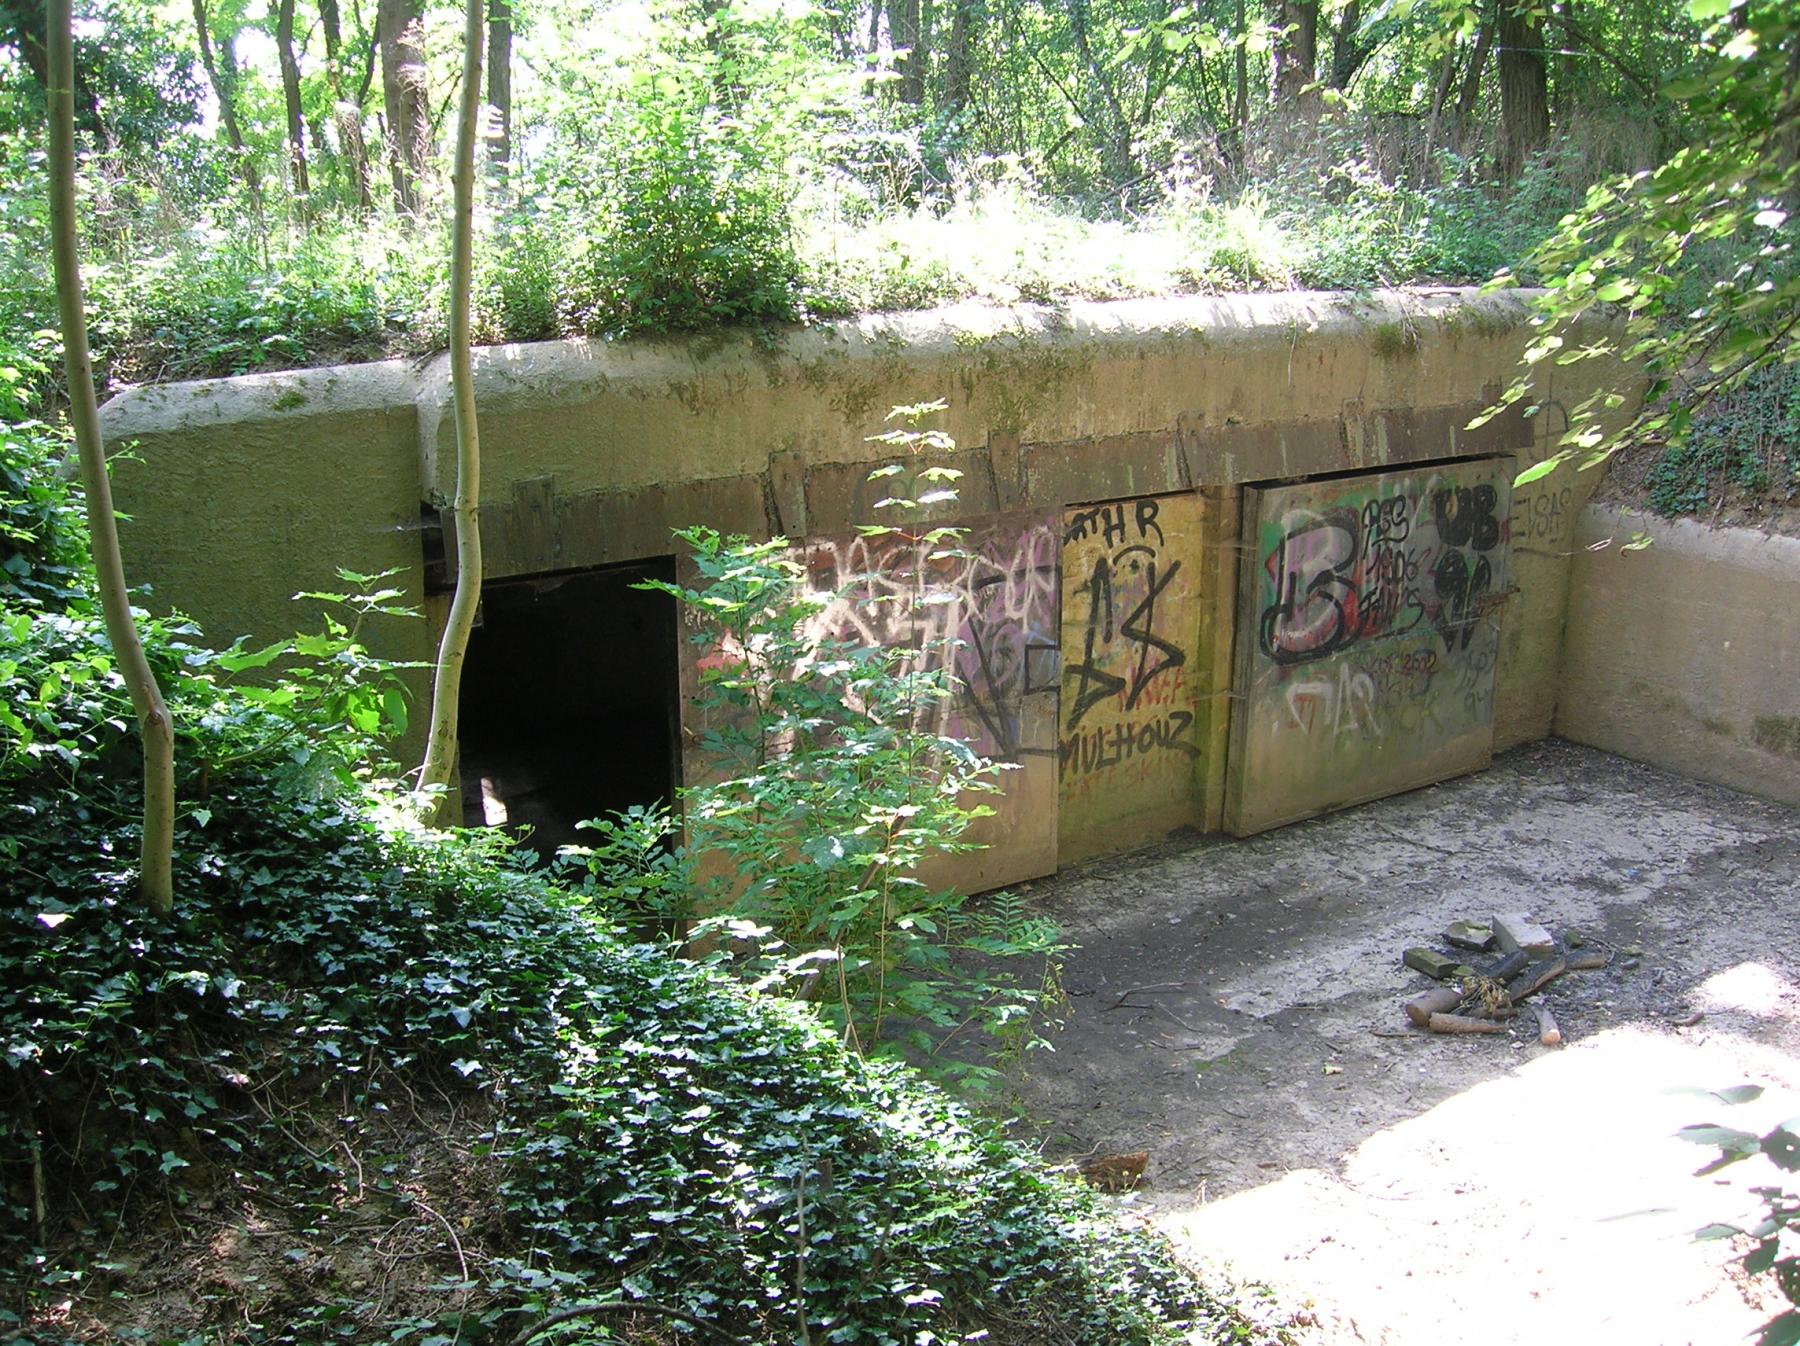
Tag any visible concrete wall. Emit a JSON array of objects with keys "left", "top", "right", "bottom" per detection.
[
  {"left": 100, "top": 288, "right": 1631, "bottom": 870},
  {"left": 1557, "top": 504, "right": 1800, "bottom": 808}
]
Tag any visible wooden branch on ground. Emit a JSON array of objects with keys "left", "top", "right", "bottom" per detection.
[
  {"left": 1427, "top": 1012, "right": 1509, "bottom": 1035},
  {"left": 1507, "top": 957, "right": 1568, "bottom": 1005}
]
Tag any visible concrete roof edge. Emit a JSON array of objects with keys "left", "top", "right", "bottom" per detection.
[
  {"left": 1579, "top": 501, "right": 1800, "bottom": 579},
  {"left": 99, "top": 357, "right": 421, "bottom": 442},
  {"left": 105, "top": 285, "right": 1548, "bottom": 443}
]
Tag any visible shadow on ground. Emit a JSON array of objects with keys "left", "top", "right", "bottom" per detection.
[{"left": 1014, "top": 739, "right": 1800, "bottom": 1344}]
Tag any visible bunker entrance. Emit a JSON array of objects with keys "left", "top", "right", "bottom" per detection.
[{"left": 457, "top": 557, "right": 681, "bottom": 865}]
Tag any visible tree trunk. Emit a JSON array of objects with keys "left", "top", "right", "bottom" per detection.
[
  {"left": 1231, "top": 0, "right": 1248, "bottom": 164},
  {"left": 891, "top": 0, "right": 924, "bottom": 105},
  {"left": 486, "top": 0, "right": 512, "bottom": 183},
  {"left": 1424, "top": 42, "right": 1456, "bottom": 159},
  {"left": 416, "top": 0, "right": 486, "bottom": 813},
  {"left": 276, "top": 0, "right": 313, "bottom": 215},
  {"left": 1267, "top": 0, "right": 1318, "bottom": 107},
  {"left": 1428, "top": 44, "right": 1456, "bottom": 120},
  {"left": 319, "top": 0, "right": 373, "bottom": 214},
  {"left": 191, "top": 0, "right": 265, "bottom": 212},
  {"left": 1786, "top": 26, "right": 1800, "bottom": 208},
  {"left": 1328, "top": 0, "right": 1373, "bottom": 90},
  {"left": 378, "top": 0, "right": 430, "bottom": 218},
  {"left": 46, "top": 0, "right": 176, "bottom": 913},
  {"left": 1498, "top": 1, "right": 1548, "bottom": 180},
  {"left": 943, "top": 0, "right": 973, "bottom": 117},
  {"left": 335, "top": 103, "right": 375, "bottom": 214},
  {"left": 1452, "top": 16, "right": 1493, "bottom": 138},
  {"left": 1067, "top": 0, "right": 1135, "bottom": 183}
]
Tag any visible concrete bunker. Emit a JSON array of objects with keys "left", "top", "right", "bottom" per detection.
[
  {"left": 99, "top": 289, "right": 1798, "bottom": 884},
  {"left": 456, "top": 557, "right": 682, "bottom": 860}
]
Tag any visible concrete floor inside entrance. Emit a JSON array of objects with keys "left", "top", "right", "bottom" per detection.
[{"left": 1011, "top": 739, "right": 1800, "bottom": 1345}]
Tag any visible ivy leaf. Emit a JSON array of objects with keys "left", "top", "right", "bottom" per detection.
[
  {"left": 1762, "top": 1128, "right": 1800, "bottom": 1172},
  {"left": 1759, "top": 1311, "right": 1800, "bottom": 1346}
]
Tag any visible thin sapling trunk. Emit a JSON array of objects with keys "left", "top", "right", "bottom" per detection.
[
  {"left": 46, "top": 0, "right": 177, "bottom": 911},
  {"left": 414, "top": 0, "right": 485, "bottom": 815}
]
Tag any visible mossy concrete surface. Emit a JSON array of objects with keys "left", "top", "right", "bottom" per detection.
[{"left": 101, "top": 363, "right": 436, "bottom": 762}]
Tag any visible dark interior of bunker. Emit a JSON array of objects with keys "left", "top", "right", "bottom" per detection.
[{"left": 457, "top": 558, "right": 681, "bottom": 863}]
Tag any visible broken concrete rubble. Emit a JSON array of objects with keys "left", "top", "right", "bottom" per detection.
[
  {"left": 1492, "top": 913, "right": 1558, "bottom": 960},
  {"left": 1444, "top": 920, "right": 1496, "bottom": 952},
  {"left": 1403, "top": 947, "right": 1462, "bottom": 980}
]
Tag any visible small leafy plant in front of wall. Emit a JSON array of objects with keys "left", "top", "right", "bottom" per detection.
[{"left": 567, "top": 400, "right": 1065, "bottom": 1092}]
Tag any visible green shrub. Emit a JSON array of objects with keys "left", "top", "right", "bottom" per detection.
[
  {"left": 0, "top": 345, "right": 86, "bottom": 609},
  {"left": 555, "top": 69, "right": 803, "bottom": 338},
  {"left": 642, "top": 522, "right": 1065, "bottom": 1087}
]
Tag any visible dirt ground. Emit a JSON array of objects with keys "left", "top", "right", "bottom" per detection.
[{"left": 1012, "top": 739, "right": 1800, "bottom": 1345}]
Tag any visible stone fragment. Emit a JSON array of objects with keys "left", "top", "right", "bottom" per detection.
[
  {"left": 1404, "top": 947, "right": 1461, "bottom": 980},
  {"left": 1492, "top": 913, "right": 1558, "bottom": 960},
  {"left": 1444, "top": 920, "right": 1496, "bottom": 952}
]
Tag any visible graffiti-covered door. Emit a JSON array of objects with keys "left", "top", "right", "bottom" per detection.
[
  {"left": 1225, "top": 459, "right": 1513, "bottom": 835},
  {"left": 1058, "top": 492, "right": 1229, "bottom": 861},
  {"left": 801, "top": 510, "right": 1063, "bottom": 890}
]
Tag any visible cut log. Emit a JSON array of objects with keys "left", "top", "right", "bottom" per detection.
[
  {"left": 1538, "top": 1004, "right": 1562, "bottom": 1047},
  {"left": 1568, "top": 952, "right": 1610, "bottom": 971},
  {"left": 1427, "top": 1012, "right": 1508, "bottom": 1035},
  {"left": 1405, "top": 986, "right": 1465, "bottom": 1027}
]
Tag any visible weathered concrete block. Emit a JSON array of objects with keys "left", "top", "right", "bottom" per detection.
[
  {"left": 1492, "top": 913, "right": 1557, "bottom": 960},
  {"left": 1404, "top": 947, "right": 1461, "bottom": 980},
  {"left": 1445, "top": 920, "right": 1496, "bottom": 952}
]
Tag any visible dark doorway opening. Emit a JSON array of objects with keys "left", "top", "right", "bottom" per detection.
[{"left": 457, "top": 557, "right": 681, "bottom": 864}]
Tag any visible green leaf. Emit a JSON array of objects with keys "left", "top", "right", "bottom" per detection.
[
  {"left": 1759, "top": 1311, "right": 1800, "bottom": 1346},
  {"left": 1715, "top": 1085, "right": 1767, "bottom": 1105},
  {"left": 382, "top": 688, "right": 409, "bottom": 736},
  {"left": 1677, "top": 1123, "right": 1762, "bottom": 1150},
  {"left": 1512, "top": 455, "right": 1568, "bottom": 488},
  {"left": 1763, "top": 1128, "right": 1800, "bottom": 1172},
  {"left": 215, "top": 641, "right": 289, "bottom": 673},
  {"left": 1695, "top": 1222, "right": 1746, "bottom": 1241}
]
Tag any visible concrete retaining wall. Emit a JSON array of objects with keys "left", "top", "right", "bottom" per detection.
[
  {"left": 100, "top": 288, "right": 1632, "bottom": 872},
  {"left": 1557, "top": 504, "right": 1800, "bottom": 808}
]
